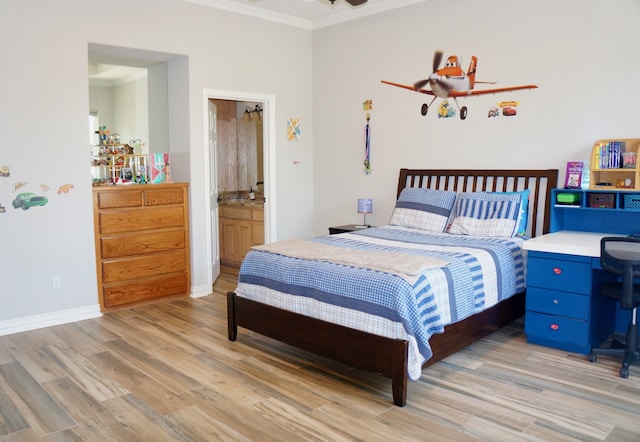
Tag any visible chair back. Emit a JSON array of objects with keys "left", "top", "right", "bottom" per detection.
[{"left": 600, "top": 236, "right": 640, "bottom": 309}]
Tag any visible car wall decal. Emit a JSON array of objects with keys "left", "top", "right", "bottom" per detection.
[
  {"left": 12, "top": 181, "right": 26, "bottom": 192},
  {"left": 1, "top": 162, "right": 76, "bottom": 215},
  {"left": 57, "top": 184, "right": 75, "bottom": 195},
  {"left": 12, "top": 192, "right": 48, "bottom": 210}
]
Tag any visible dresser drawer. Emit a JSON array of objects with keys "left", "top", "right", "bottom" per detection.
[
  {"left": 96, "top": 189, "right": 143, "bottom": 209},
  {"left": 103, "top": 273, "right": 188, "bottom": 308},
  {"left": 144, "top": 187, "right": 185, "bottom": 206},
  {"left": 525, "top": 287, "right": 590, "bottom": 320},
  {"left": 101, "top": 229, "right": 186, "bottom": 259},
  {"left": 98, "top": 206, "right": 185, "bottom": 234},
  {"left": 527, "top": 255, "right": 591, "bottom": 294},
  {"left": 524, "top": 311, "right": 591, "bottom": 354},
  {"left": 102, "top": 250, "right": 186, "bottom": 283}
]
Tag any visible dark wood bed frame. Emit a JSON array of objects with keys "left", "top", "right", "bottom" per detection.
[{"left": 227, "top": 168, "right": 559, "bottom": 406}]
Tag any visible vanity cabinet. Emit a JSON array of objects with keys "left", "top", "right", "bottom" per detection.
[
  {"left": 93, "top": 183, "right": 190, "bottom": 311},
  {"left": 219, "top": 204, "right": 264, "bottom": 267}
]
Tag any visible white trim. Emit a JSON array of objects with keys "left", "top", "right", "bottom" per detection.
[
  {"left": 0, "top": 305, "right": 102, "bottom": 337},
  {"left": 178, "top": 0, "right": 427, "bottom": 30},
  {"left": 191, "top": 283, "right": 213, "bottom": 298},
  {"left": 181, "top": 0, "right": 312, "bottom": 29}
]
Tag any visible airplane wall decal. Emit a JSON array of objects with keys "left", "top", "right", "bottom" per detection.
[{"left": 381, "top": 50, "right": 537, "bottom": 120}]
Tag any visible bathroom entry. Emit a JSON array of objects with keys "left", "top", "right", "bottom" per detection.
[{"left": 210, "top": 99, "right": 265, "bottom": 269}]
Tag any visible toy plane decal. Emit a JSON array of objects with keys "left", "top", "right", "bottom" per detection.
[{"left": 381, "top": 50, "right": 537, "bottom": 120}]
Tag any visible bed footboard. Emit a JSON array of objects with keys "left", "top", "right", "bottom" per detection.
[{"left": 227, "top": 292, "right": 409, "bottom": 406}]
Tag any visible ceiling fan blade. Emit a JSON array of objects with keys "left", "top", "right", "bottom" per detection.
[{"left": 345, "top": 0, "right": 368, "bottom": 5}]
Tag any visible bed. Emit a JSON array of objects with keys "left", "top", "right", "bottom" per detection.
[{"left": 227, "top": 168, "right": 558, "bottom": 406}]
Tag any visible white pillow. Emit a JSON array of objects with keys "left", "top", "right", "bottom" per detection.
[
  {"left": 449, "top": 192, "right": 522, "bottom": 237},
  {"left": 389, "top": 188, "right": 457, "bottom": 233}
]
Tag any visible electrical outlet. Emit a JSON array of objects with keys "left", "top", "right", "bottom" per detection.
[{"left": 52, "top": 275, "right": 62, "bottom": 290}]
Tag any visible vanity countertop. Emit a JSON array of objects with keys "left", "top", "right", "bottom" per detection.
[{"left": 219, "top": 200, "right": 264, "bottom": 208}]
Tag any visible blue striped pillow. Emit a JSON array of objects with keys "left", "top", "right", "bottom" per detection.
[
  {"left": 389, "top": 188, "right": 457, "bottom": 232},
  {"left": 449, "top": 192, "right": 522, "bottom": 237}
]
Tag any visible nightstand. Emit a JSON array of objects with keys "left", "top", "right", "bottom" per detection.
[{"left": 328, "top": 224, "right": 372, "bottom": 235}]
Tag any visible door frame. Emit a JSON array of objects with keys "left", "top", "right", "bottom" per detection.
[{"left": 202, "top": 89, "right": 276, "bottom": 287}]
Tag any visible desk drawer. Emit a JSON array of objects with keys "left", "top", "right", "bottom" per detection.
[
  {"left": 525, "top": 287, "right": 590, "bottom": 320},
  {"left": 524, "top": 311, "right": 590, "bottom": 354},
  {"left": 527, "top": 255, "right": 591, "bottom": 294}
]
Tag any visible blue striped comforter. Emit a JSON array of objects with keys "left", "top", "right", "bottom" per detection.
[{"left": 236, "top": 226, "right": 526, "bottom": 378}]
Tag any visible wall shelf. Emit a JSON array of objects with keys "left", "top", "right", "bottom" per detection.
[
  {"left": 91, "top": 144, "right": 149, "bottom": 184},
  {"left": 590, "top": 138, "right": 640, "bottom": 190}
]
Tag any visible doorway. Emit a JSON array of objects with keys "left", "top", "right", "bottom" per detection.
[{"left": 203, "top": 89, "right": 275, "bottom": 287}]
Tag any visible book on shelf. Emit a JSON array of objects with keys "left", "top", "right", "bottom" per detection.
[
  {"left": 595, "top": 140, "right": 626, "bottom": 169},
  {"left": 564, "top": 161, "right": 590, "bottom": 189}
]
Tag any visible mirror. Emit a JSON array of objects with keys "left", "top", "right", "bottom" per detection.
[
  {"left": 211, "top": 99, "right": 263, "bottom": 193},
  {"left": 88, "top": 60, "right": 149, "bottom": 151}
]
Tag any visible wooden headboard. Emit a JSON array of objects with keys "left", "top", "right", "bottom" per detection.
[{"left": 397, "top": 168, "right": 559, "bottom": 238}]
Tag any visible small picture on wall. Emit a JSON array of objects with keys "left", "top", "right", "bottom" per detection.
[
  {"left": 121, "top": 167, "right": 133, "bottom": 182},
  {"left": 287, "top": 118, "right": 300, "bottom": 141}
]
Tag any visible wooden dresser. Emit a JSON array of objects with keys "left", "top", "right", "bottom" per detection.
[{"left": 93, "top": 183, "right": 190, "bottom": 311}]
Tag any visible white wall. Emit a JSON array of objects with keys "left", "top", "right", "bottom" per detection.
[
  {"left": 312, "top": 0, "right": 640, "bottom": 235},
  {"left": 89, "top": 85, "right": 114, "bottom": 130},
  {"left": 0, "top": 0, "right": 312, "bottom": 330},
  {"left": 89, "top": 77, "right": 149, "bottom": 146},
  {"left": 113, "top": 77, "right": 149, "bottom": 145}
]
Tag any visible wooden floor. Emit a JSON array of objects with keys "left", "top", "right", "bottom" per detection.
[{"left": 1, "top": 267, "right": 639, "bottom": 441}]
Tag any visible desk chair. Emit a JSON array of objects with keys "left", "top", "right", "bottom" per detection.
[{"left": 588, "top": 236, "right": 640, "bottom": 378}]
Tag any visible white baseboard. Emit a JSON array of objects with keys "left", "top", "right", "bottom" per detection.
[
  {"left": 191, "top": 284, "right": 212, "bottom": 298},
  {"left": 0, "top": 305, "right": 103, "bottom": 337},
  {"left": 1, "top": 286, "right": 214, "bottom": 337}
]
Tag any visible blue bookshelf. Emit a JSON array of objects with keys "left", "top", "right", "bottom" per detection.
[{"left": 551, "top": 188, "right": 640, "bottom": 234}]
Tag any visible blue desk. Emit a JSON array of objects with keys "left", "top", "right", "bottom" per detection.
[
  {"left": 522, "top": 189, "right": 640, "bottom": 354},
  {"left": 523, "top": 232, "right": 621, "bottom": 353}
]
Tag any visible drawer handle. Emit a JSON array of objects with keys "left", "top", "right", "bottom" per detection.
[
  {"left": 550, "top": 323, "right": 559, "bottom": 331},
  {"left": 553, "top": 267, "right": 562, "bottom": 275},
  {"left": 553, "top": 299, "right": 559, "bottom": 305}
]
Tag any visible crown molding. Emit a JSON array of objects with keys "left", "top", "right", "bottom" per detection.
[
  {"left": 180, "top": 0, "right": 314, "bottom": 29},
  {"left": 178, "top": 0, "right": 426, "bottom": 30}
]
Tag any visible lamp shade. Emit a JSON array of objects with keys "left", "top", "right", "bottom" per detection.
[{"left": 357, "top": 198, "right": 373, "bottom": 214}]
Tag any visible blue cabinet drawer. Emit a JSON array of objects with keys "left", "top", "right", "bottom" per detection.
[
  {"left": 524, "top": 311, "right": 591, "bottom": 354},
  {"left": 525, "top": 287, "right": 590, "bottom": 320},
  {"left": 527, "top": 255, "right": 591, "bottom": 294}
]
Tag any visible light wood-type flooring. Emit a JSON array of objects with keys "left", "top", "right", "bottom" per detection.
[{"left": 1, "top": 266, "right": 639, "bottom": 441}]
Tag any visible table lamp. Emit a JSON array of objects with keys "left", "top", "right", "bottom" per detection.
[{"left": 357, "top": 198, "right": 373, "bottom": 228}]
